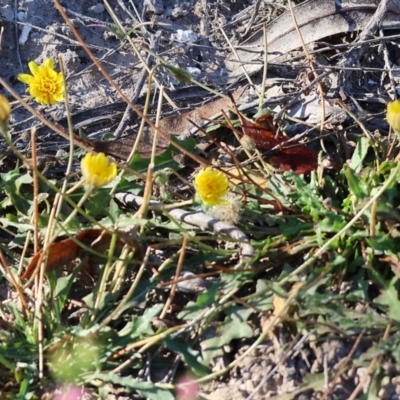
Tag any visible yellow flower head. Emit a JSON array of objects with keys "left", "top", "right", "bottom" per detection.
[
  {"left": 194, "top": 167, "right": 229, "bottom": 206},
  {"left": 81, "top": 153, "right": 117, "bottom": 189},
  {"left": 18, "top": 58, "right": 64, "bottom": 105},
  {"left": 387, "top": 99, "right": 400, "bottom": 135},
  {"left": 0, "top": 95, "right": 11, "bottom": 124}
]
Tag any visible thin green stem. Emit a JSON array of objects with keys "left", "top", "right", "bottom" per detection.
[{"left": 280, "top": 161, "right": 400, "bottom": 285}]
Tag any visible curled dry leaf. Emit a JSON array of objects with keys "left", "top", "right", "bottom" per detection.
[
  {"left": 230, "top": 98, "right": 319, "bottom": 174},
  {"left": 22, "top": 229, "right": 141, "bottom": 279}
]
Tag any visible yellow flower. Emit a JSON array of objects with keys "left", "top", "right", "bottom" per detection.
[
  {"left": 18, "top": 58, "right": 64, "bottom": 105},
  {"left": 387, "top": 99, "right": 400, "bottom": 135},
  {"left": 81, "top": 153, "right": 117, "bottom": 189},
  {"left": 0, "top": 95, "right": 11, "bottom": 126},
  {"left": 194, "top": 167, "right": 229, "bottom": 206}
]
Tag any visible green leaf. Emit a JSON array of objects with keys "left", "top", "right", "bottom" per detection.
[
  {"left": 54, "top": 261, "right": 84, "bottom": 312},
  {"left": 128, "top": 137, "right": 195, "bottom": 175},
  {"left": 164, "top": 337, "right": 210, "bottom": 376},
  {"left": 345, "top": 166, "right": 365, "bottom": 199},
  {"left": 349, "top": 136, "right": 370, "bottom": 172},
  {"left": 247, "top": 280, "right": 274, "bottom": 311},
  {"left": 200, "top": 318, "right": 253, "bottom": 364},
  {"left": 178, "top": 283, "right": 219, "bottom": 320},
  {"left": 84, "top": 189, "right": 113, "bottom": 217},
  {"left": 373, "top": 277, "right": 400, "bottom": 321},
  {"left": 318, "top": 213, "right": 347, "bottom": 233},
  {"left": 15, "top": 173, "right": 33, "bottom": 193},
  {"left": 119, "top": 304, "right": 163, "bottom": 340},
  {"left": 85, "top": 372, "right": 174, "bottom": 400}
]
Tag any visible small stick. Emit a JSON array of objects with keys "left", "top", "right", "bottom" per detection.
[
  {"left": 159, "top": 235, "right": 188, "bottom": 319},
  {"left": 31, "top": 127, "right": 39, "bottom": 255},
  {"left": 319, "top": 328, "right": 366, "bottom": 400},
  {"left": 115, "top": 193, "right": 255, "bottom": 261},
  {"left": 54, "top": 0, "right": 208, "bottom": 167},
  {"left": 287, "top": 0, "right": 326, "bottom": 151},
  {"left": 347, "top": 321, "right": 391, "bottom": 400},
  {"left": 259, "top": 23, "right": 268, "bottom": 112},
  {"left": 0, "top": 249, "right": 29, "bottom": 317},
  {"left": 219, "top": 24, "right": 256, "bottom": 91},
  {"left": 113, "top": 31, "right": 161, "bottom": 138}
]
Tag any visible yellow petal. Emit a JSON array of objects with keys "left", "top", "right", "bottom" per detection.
[
  {"left": 0, "top": 95, "right": 11, "bottom": 123},
  {"left": 28, "top": 61, "right": 40, "bottom": 76},
  {"left": 387, "top": 100, "right": 400, "bottom": 134},
  {"left": 18, "top": 58, "right": 65, "bottom": 105},
  {"left": 81, "top": 153, "right": 117, "bottom": 189},
  {"left": 44, "top": 58, "right": 54, "bottom": 70},
  {"left": 17, "top": 73, "right": 34, "bottom": 85},
  {"left": 194, "top": 167, "right": 229, "bottom": 206}
]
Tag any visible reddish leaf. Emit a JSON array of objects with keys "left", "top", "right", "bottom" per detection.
[
  {"left": 22, "top": 229, "right": 139, "bottom": 280},
  {"left": 231, "top": 100, "right": 318, "bottom": 174}
]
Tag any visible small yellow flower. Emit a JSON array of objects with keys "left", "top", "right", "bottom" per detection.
[
  {"left": 387, "top": 99, "right": 400, "bottom": 135},
  {"left": 81, "top": 153, "right": 117, "bottom": 189},
  {"left": 18, "top": 58, "right": 64, "bottom": 105},
  {"left": 194, "top": 167, "right": 229, "bottom": 206},
  {"left": 0, "top": 95, "right": 11, "bottom": 126}
]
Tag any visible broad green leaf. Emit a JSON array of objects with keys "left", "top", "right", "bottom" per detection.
[
  {"left": 345, "top": 166, "right": 365, "bottom": 199},
  {"left": 349, "top": 136, "right": 370, "bottom": 172}
]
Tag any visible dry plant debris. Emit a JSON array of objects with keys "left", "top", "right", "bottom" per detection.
[{"left": 2, "top": 0, "right": 400, "bottom": 399}]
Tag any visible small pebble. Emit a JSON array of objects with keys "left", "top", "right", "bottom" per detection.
[
  {"left": 17, "top": 11, "right": 27, "bottom": 22},
  {"left": 88, "top": 4, "right": 105, "bottom": 14},
  {"left": 171, "top": 29, "right": 198, "bottom": 44},
  {"left": 186, "top": 67, "right": 201, "bottom": 79}
]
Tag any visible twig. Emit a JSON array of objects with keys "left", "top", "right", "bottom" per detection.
[
  {"left": 319, "top": 328, "right": 366, "bottom": 400},
  {"left": 379, "top": 28, "right": 397, "bottom": 98},
  {"left": 104, "top": 0, "right": 177, "bottom": 109},
  {"left": 339, "top": 0, "right": 390, "bottom": 84},
  {"left": 135, "top": 85, "right": 165, "bottom": 218},
  {"left": 347, "top": 321, "right": 391, "bottom": 400},
  {"left": 243, "top": 0, "right": 262, "bottom": 37},
  {"left": 54, "top": 0, "right": 208, "bottom": 168},
  {"left": 114, "top": 193, "right": 255, "bottom": 261},
  {"left": 31, "top": 128, "right": 39, "bottom": 255},
  {"left": 287, "top": 0, "right": 326, "bottom": 151},
  {"left": 159, "top": 235, "right": 188, "bottom": 319},
  {"left": 245, "top": 331, "right": 313, "bottom": 400},
  {"left": 0, "top": 249, "right": 29, "bottom": 317},
  {"left": 273, "top": 70, "right": 331, "bottom": 123},
  {"left": 280, "top": 160, "right": 400, "bottom": 285},
  {"left": 14, "top": 0, "right": 23, "bottom": 72},
  {"left": 259, "top": 23, "right": 268, "bottom": 112},
  {"left": 113, "top": 31, "right": 161, "bottom": 138},
  {"left": 219, "top": 24, "right": 257, "bottom": 91}
]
